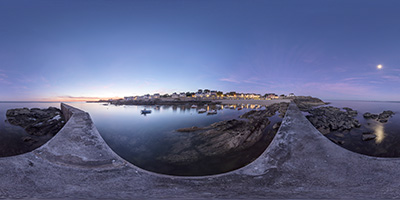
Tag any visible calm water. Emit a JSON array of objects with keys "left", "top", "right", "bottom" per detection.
[
  {"left": 320, "top": 100, "right": 400, "bottom": 157},
  {"left": 0, "top": 102, "right": 61, "bottom": 157},
  {"left": 71, "top": 102, "right": 281, "bottom": 176}
]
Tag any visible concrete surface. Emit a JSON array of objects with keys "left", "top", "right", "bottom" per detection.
[{"left": 1, "top": 102, "right": 400, "bottom": 199}]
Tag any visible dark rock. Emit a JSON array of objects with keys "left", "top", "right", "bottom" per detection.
[
  {"left": 176, "top": 126, "right": 204, "bottom": 132},
  {"left": 307, "top": 106, "right": 361, "bottom": 134},
  {"left": 273, "top": 122, "right": 281, "bottom": 130},
  {"left": 363, "top": 110, "right": 394, "bottom": 123},
  {"left": 362, "top": 134, "right": 376, "bottom": 141},
  {"left": 160, "top": 103, "right": 289, "bottom": 164},
  {"left": 293, "top": 96, "right": 327, "bottom": 111},
  {"left": 328, "top": 137, "right": 344, "bottom": 145},
  {"left": 6, "top": 107, "right": 66, "bottom": 136}
]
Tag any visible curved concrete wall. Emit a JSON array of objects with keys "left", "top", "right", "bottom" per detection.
[{"left": 1, "top": 102, "right": 400, "bottom": 199}]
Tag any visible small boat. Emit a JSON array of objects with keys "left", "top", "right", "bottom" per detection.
[
  {"left": 191, "top": 105, "right": 198, "bottom": 108},
  {"left": 141, "top": 109, "right": 152, "bottom": 114},
  {"left": 207, "top": 110, "right": 217, "bottom": 115},
  {"left": 198, "top": 108, "right": 207, "bottom": 113},
  {"left": 237, "top": 107, "right": 242, "bottom": 110},
  {"left": 229, "top": 105, "right": 235, "bottom": 109}
]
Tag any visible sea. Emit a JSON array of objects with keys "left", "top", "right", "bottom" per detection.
[{"left": 1, "top": 100, "right": 399, "bottom": 175}]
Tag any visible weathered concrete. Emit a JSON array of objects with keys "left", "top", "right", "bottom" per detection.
[{"left": 1, "top": 102, "right": 400, "bottom": 199}]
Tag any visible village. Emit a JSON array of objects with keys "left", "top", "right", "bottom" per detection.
[{"left": 122, "top": 89, "right": 295, "bottom": 102}]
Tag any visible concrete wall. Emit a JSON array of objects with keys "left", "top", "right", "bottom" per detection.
[{"left": 1, "top": 102, "right": 400, "bottom": 199}]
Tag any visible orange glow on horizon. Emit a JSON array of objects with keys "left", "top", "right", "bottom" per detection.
[{"left": 39, "top": 96, "right": 122, "bottom": 102}]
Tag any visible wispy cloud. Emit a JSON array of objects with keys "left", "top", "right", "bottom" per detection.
[
  {"left": 382, "top": 75, "right": 400, "bottom": 81},
  {"left": 302, "top": 82, "right": 373, "bottom": 96},
  {"left": 49, "top": 96, "right": 113, "bottom": 102},
  {"left": 219, "top": 77, "right": 241, "bottom": 83}
]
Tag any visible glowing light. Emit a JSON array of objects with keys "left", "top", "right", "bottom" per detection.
[
  {"left": 377, "top": 64, "right": 383, "bottom": 69},
  {"left": 373, "top": 123, "right": 385, "bottom": 144}
]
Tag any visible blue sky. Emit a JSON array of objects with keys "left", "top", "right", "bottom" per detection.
[{"left": 1, "top": 0, "right": 399, "bottom": 101}]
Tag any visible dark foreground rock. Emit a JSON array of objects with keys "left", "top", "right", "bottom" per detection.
[
  {"left": 363, "top": 110, "right": 395, "bottom": 123},
  {"left": 306, "top": 106, "right": 361, "bottom": 135},
  {"left": 6, "top": 107, "right": 66, "bottom": 136},
  {"left": 159, "top": 102, "right": 289, "bottom": 164},
  {"left": 292, "top": 96, "right": 327, "bottom": 111}
]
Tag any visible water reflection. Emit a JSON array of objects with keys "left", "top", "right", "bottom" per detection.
[{"left": 373, "top": 123, "right": 385, "bottom": 144}]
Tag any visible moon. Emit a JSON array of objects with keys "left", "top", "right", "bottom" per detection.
[{"left": 377, "top": 64, "right": 383, "bottom": 69}]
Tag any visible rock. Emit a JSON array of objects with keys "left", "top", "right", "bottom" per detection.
[
  {"left": 328, "top": 137, "right": 344, "bottom": 145},
  {"left": 6, "top": 107, "right": 66, "bottom": 136},
  {"left": 362, "top": 134, "right": 376, "bottom": 141},
  {"left": 307, "top": 106, "right": 361, "bottom": 134},
  {"left": 363, "top": 110, "right": 394, "bottom": 123},
  {"left": 335, "top": 133, "right": 345, "bottom": 138},
  {"left": 160, "top": 103, "right": 289, "bottom": 164},
  {"left": 293, "top": 96, "right": 327, "bottom": 111},
  {"left": 273, "top": 122, "right": 281, "bottom": 129},
  {"left": 176, "top": 126, "right": 204, "bottom": 132},
  {"left": 318, "top": 127, "right": 330, "bottom": 135}
]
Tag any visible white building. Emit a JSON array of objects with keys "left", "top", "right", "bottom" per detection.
[{"left": 124, "top": 96, "right": 134, "bottom": 101}]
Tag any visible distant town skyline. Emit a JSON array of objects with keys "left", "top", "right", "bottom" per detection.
[{"left": 1, "top": 0, "right": 400, "bottom": 101}]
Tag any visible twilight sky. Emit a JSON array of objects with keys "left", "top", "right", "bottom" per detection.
[{"left": 1, "top": 0, "right": 399, "bottom": 101}]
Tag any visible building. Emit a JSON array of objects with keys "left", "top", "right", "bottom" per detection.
[
  {"left": 288, "top": 93, "right": 295, "bottom": 97},
  {"left": 152, "top": 93, "right": 160, "bottom": 99},
  {"left": 124, "top": 96, "right": 134, "bottom": 101},
  {"left": 171, "top": 93, "right": 179, "bottom": 99}
]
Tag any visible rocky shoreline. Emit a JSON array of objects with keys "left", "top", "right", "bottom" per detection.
[
  {"left": 159, "top": 102, "right": 289, "bottom": 165},
  {"left": 301, "top": 100, "right": 395, "bottom": 144},
  {"left": 5, "top": 107, "right": 66, "bottom": 148}
]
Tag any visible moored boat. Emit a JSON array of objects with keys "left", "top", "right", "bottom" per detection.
[
  {"left": 207, "top": 110, "right": 217, "bottom": 115},
  {"left": 141, "top": 109, "right": 152, "bottom": 114},
  {"left": 198, "top": 108, "right": 207, "bottom": 113}
]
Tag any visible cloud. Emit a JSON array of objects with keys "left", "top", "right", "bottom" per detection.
[
  {"left": 302, "top": 82, "right": 372, "bottom": 96},
  {"left": 219, "top": 77, "right": 240, "bottom": 83},
  {"left": 53, "top": 96, "right": 108, "bottom": 101},
  {"left": 382, "top": 75, "right": 400, "bottom": 81}
]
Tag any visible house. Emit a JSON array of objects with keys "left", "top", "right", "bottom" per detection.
[
  {"left": 179, "top": 92, "right": 186, "bottom": 98},
  {"left": 195, "top": 92, "right": 203, "bottom": 98},
  {"left": 124, "top": 96, "right": 134, "bottom": 101},
  {"left": 152, "top": 93, "right": 160, "bottom": 99},
  {"left": 171, "top": 92, "right": 179, "bottom": 99},
  {"left": 288, "top": 93, "right": 295, "bottom": 97}
]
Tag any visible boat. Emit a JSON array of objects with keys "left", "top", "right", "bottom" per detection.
[
  {"left": 191, "top": 105, "right": 198, "bottom": 108},
  {"left": 229, "top": 105, "right": 235, "bottom": 109},
  {"left": 207, "top": 110, "right": 217, "bottom": 115},
  {"left": 141, "top": 109, "right": 152, "bottom": 114},
  {"left": 198, "top": 108, "right": 207, "bottom": 113},
  {"left": 237, "top": 107, "right": 242, "bottom": 110}
]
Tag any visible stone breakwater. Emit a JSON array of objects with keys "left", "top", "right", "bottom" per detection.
[{"left": 161, "top": 102, "right": 289, "bottom": 164}]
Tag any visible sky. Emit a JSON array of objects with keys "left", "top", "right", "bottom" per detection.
[{"left": 0, "top": 0, "right": 399, "bottom": 101}]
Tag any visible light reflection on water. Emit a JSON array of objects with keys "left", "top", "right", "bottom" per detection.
[{"left": 373, "top": 122, "right": 385, "bottom": 144}]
